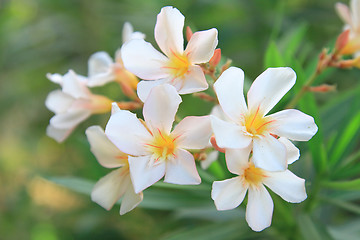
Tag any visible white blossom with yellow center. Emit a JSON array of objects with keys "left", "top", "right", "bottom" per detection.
[
  {"left": 211, "top": 146, "right": 307, "bottom": 232},
  {"left": 211, "top": 67, "right": 318, "bottom": 172},
  {"left": 105, "top": 84, "right": 212, "bottom": 193},
  {"left": 121, "top": 6, "right": 218, "bottom": 102}
]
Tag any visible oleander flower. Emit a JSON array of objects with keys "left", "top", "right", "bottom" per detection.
[
  {"left": 105, "top": 84, "right": 212, "bottom": 193},
  {"left": 87, "top": 22, "right": 145, "bottom": 88},
  {"left": 211, "top": 145, "right": 306, "bottom": 232},
  {"left": 211, "top": 67, "right": 318, "bottom": 171},
  {"left": 45, "top": 70, "right": 112, "bottom": 142},
  {"left": 121, "top": 6, "right": 218, "bottom": 102},
  {"left": 335, "top": 0, "right": 360, "bottom": 55},
  {"left": 86, "top": 125, "right": 143, "bottom": 215}
]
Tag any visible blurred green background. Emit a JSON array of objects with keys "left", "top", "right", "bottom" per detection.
[{"left": 1, "top": 0, "right": 359, "bottom": 239}]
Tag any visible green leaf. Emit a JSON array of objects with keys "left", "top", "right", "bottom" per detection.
[
  {"left": 264, "top": 41, "right": 286, "bottom": 68},
  {"left": 321, "top": 196, "right": 360, "bottom": 215},
  {"left": 279, "top": 23, "right": 308, "bottom": 63},
  {"left": 49, "top": 176, "right": 94, "bottom": 195},
  {"left": 322, "top": 179, "right": 360, "bottom": 191},
  {"left": 297, "top": 214, "right": 334, "bottom": 240}
]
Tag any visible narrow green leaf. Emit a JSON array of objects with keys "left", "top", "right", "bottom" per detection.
[
  {"left": 321, "top": 197, "right": 360, "bottom": 215},
  {"left": 264, "top": 41, "right": 285, "bottom": 68},
  {"left": 322, "top": 179, "right": 360, "bottom": 191}
]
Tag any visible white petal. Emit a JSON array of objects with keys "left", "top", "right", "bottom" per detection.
[
  {"left": 214, "top": 67, "right": 247, "bottom": 122},
  {"left": 121, "top": 39, "right": 169, "bottom": 80},
  {"left": 185, "top": 28, "right": 218, "bottom": 64},
  {"left": 211, "top": 177, "right": 248, "bottom": 211},
  {"left": 247, "top": 67, "right": 296, "bottom": 116},
  {"left": 91, "top": 168, "right": 130, "bottom": 210},
  {"left": 351, "top": 0, "right": 360, "bottom": 28},
  {"left": 128, "top": 155, "right": 166, "bottom": 193},
  {"left": 62, "top": 70, "right": 91, "bottom": 99},
  {"left": 111, "top": 102, "right": 121, "bottom": 114},
  {"left": 210, "top": 115, "right": 252, "bottom": 149},
  {"left": 164, "top": 149, "right": 201, "bottom": 185},
  {"left": 155, "top": 6, "right": 184, "bottom": 56},
  {"left": 278, "top": 137, "right": 299, "bottom": 164},
  {"left": 120, "top": 184, "right": 143, "bottom": 215},
  {"left": 252, "top": 135, "right": 287, "bottom": 172},
  {"left": 335, "top": 3, "right": 352, "bottom": 26},
  {"left": 87, "top": 51, "right": 115, "bottom": 87},
  {"left": 143, "top": 84, "right": 181, "bottom": 134},
  {"left": 50, "top": 109, "right": 91, "bottom": 129},
  {"left": 210, "top": 105, "right": 228, "bottom": 121},
  {"left": 46, "top": 73, "right": 63, "bottom": 85},
  {"left": 200, "top": 151, "right": 218, "bottom": 169},
  {"left": 86, "top": 126, "right": 127, "bottom": 168},
  {"left": 172, "top": 116, "right": 212, "bottom": 149},
  {"left": 46, "top": 125, "right": 74, "bottom": 143},
  {"left": 105, "top": 109, "right": 152, "bottom": 156},
  {"left": 263, "top": 170, "right": 307, "bottom": 203},
  {"left": 225, "top": 147, "right": 252, "bottom": 175},
  {"left": 45, "top": 90, "right": 74, "bottom": 114},
  {"left": 174, "top": 65, "right": 208, "bottom": 94},
  {"left": 122, "top": 22, "right": 134, "bottom": 43},
  {"left": 269, "top": 109, "right": 318, "bottom": 141},
  {"left": 246, "top": 185, "right": 274, "bottom": 232},
  {"left": 136, "top": 79, "right": 168, "bottom": 102}
]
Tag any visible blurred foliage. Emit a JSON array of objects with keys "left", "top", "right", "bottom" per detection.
[{"left": 1, "top": 0, "right": 360, "bottom": 239}]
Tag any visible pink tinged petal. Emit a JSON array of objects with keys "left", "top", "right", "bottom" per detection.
[
  {"left": 155, "top": 6, "right": 184, "bottom": 56},
  {"left": 62, "top": 70, "right": 91, "bottom": 99},
  {"left": 351, "top": 0, "right": 360, "bottom": 28},
  {"left": 278, "top": 137, "right": 299, "bottom": 164},
  {"left": 143, "top": 84, "right": 182, "bottom": 134},
  {"left": 46, "top": 125, "right": 74, "bottom": 143},
  {"left": 105, "top": 109, "right": 152, "bottom": 156},
  {"left": 128, "top": 155, "right": 166, "bottom": 193},
  {"left": 111, "top": 102, "right": 121, "bottom": 115},
  {"left": 263, "top": 170, "right": 307, "bottom": 203},
  {"left": 252, "top": 135, "right": 287, "bottom": 172},
  {"left": 87, "top": 51, "right": 115, "bottom": 87},
  {"left": 174, "top": 65, "right": 208, "bottom": 94},
  {"left": 210, "top": 115, "right": 252, "bottom": 149},
  {"left": 214, "top": 67, "right": 247, "bottom": 122},
  {"left": 211, "top": 177, "right": 248, "bottom": 211},
  {"left": 335, "top": 3, "right": 353, "bottom": 26},
  {"left": 136, "top": 79, "right": 168, "bottom": 102},
  {"left": 50, "top": 109, "right": 91, "bottom": 129},
  {"left": 247, "top": 67, "right": 296, "bottom": 116},
  {"left": 225, "top": 147, "right": 252, "bottom": 175},
  {"left": 121, "top": 39, "right": 169, "bottom": 80},
  {"left": 173, "top": 116, "right": 212, "bottom": 149},
  {"left": 120, "top": 184, "right": 143, "bottom": 215},
  {"left": 246, "top": 185, "right": 274, "bottom": 232},
  {"left": 45, "top": 90, "right": 74, "bottom": 114},
  {"left": 185, "top": 28, "right": 218, "bottom": 64},
  {"left": 269, "top": 109, "right": 318, "bottom": 141},
  {"left": 85, "top": 126, "right": 127, "bottom": 168},
  {"left": 46, "top": 73, "right": 63, "bottom": 85},
  {"left": 164, "top": 149, "right": 201, "bottom": 185},
  {"left": 91, "top": 168, "right": 130, "bottom": 210}
]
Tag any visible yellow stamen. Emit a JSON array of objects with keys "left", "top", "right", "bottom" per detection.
[
  {"left": 164, "top": 51, "right": 190, "bottom": 78},
  {"left": 244, "top": 107, "right": 274, "bottom": 136},
  {"left": 146, "top": 129, "right": 178, "bottom": 163},
  {"left": 243, "top": 163, "right": 266, "bottom": 187}
]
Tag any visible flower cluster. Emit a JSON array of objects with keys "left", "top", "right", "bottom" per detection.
[{"left": 46, "top": 6, "right": 319, "bottom": 231}]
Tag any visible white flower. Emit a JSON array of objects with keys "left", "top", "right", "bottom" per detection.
[
  {"left": 211, "top": 67, "right": 318, "bottom": 171},
  {"left": 121, "top": 6, "right": 218, "bottom": 102},
  {"left": 87, "top": 22, "right": 145, "bottom": 87},
  {"left": 105, "top": 84, "right": 212, "bottom": 193},
  {"left": 211, "top": 145, "right": 306, "bottom": 232},
  {"left": 86, "top": 125, "right": 143, "bottom": 215},
  {"left": 335, "top": 0, "right": 360, "bottom": 55},
  {"left": 45, "top": 70, "right": 112, "bottom": 142}
]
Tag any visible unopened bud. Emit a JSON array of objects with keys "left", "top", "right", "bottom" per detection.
[
  {"left": 210, "top": 136, "right": 225, "bottom": 153},
  {"left": 186, "top": 26, "right": 193, "bottom": 42},
  {"left": 220, "top": 59, "right": 232, "bottom": 75},
  {"left": 308, "top": 84, "right": 336, "bottom": 93},
  {"left": 335, "top": 29, "right": 350, "bottom": 54},
  {"left": 209, "top": 48, "right": 222, "bottom": 67},
  {"left": 116, "top": 101, "right": 143, "bottom": 110}
]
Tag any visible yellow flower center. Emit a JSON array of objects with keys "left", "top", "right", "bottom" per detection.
[
  {"left": 165, "top": 51, "right": 190, "bottom": 78},
  {"left": 244, "top": 107, "right": 274, "bottom": 136},
  {"left": 146, "top": 129, "right": 178, "bottom": 163},
  {"left": 243, "top": 163, "right": 266, "bottom": 187}
]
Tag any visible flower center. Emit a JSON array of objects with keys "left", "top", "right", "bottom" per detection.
[
  {"left": 146, "top": 129, "right": 177, "bottom": 163},
  {"left": 244, "top": 107, "right": 274, "bottom": 136},
  {"left": 165, "top": 51, "right": 190, "bottom": 78},
  {"left": 243, "top": 163, "right": 266, "bottom": 187}
]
